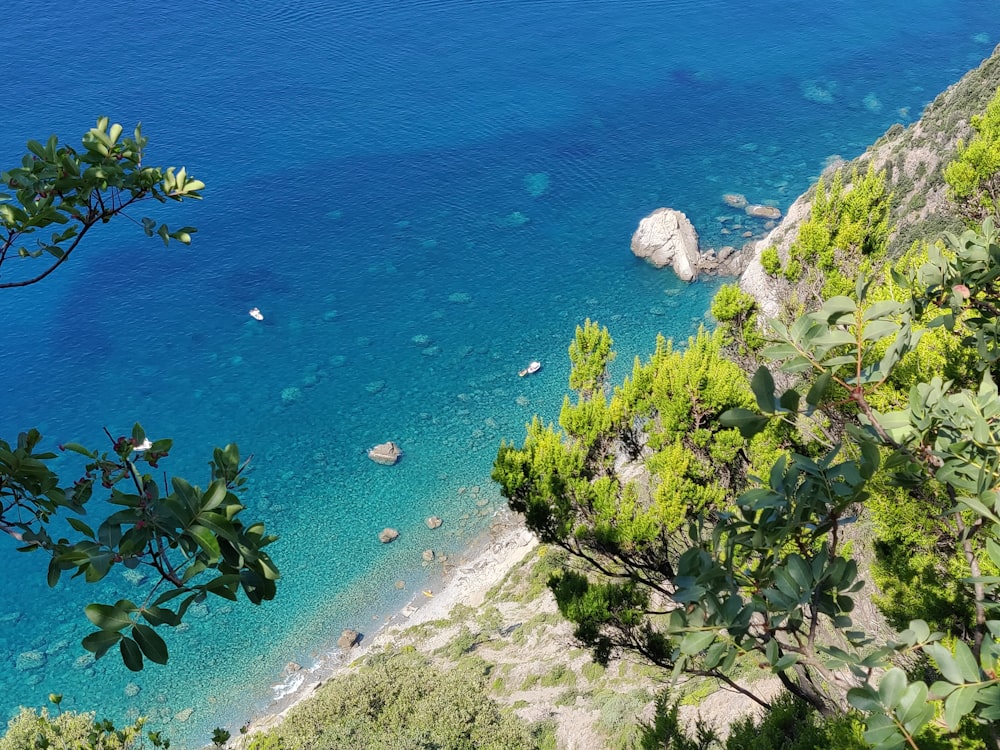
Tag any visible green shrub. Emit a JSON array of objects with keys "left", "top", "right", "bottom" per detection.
[
  {"left": 540, "top": 663, "right": 577, "bottom": 688},
  {"left": 0, "top": 708, "right": 156, "bottom": 750},
  {"left": 250, "top": 648, "right": 535, "bottom": 750},
  {"left": 760, "top": 246, "right": 781, "bottom": 276},
  {"left": 581, "top": 660, "right": 606, "bottom": 682}
]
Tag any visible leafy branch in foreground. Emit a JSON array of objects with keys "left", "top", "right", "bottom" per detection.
[
  {"left": 0, "top": 116, "right": 202, "bottom": 288},
  {"left": 495, "top": 219, "right": 1000, "bottom": 748},
  {"left": 3, "top": 423, "right": 279, "bottom": 670},
  {"left": 723, "top": 222, "right": 1000, "bottom": 747},
  {"left": 0, "top": 120, "right": 278, "bottom": 672}
]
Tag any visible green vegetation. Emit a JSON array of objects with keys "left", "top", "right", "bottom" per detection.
[
  {"left": 0, "top": 707, "right": 164, "bottom": 750},
  {"left": 493, "top": 84, "right": 1000, "bottom": 749},
  {"left": 710, "top": 283, "right": 765, "bottom": 355},
  {"left": 945, "top": 86, "right": 1000, "bottom": 222},
  {"left": 779, "top": 163, "right": 892, "bottom": 298},
  {"left": 247, "top": 648, "right": 536, "bottom": 750},
  {"left": 760, "top": 245, "right": 782, "bottom": 276},
  {"left": 0, "top": 121, "right": 279, "bottom": 677}
]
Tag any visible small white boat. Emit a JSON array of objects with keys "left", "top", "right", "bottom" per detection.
[{"left": 519, "top": 360, "right": 542, "bottom": 377}]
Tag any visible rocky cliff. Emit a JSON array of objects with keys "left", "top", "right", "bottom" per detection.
[{"left": 740, "top": 44, "right": 1000, "bottom": 316}]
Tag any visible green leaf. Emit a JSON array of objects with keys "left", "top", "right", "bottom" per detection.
[
  {"left": 952, "top": 639, "right": 980, "bottom": 682},
  {"left": 778, "top": 388, "right": 800, "bottom": 413},
  {"left": 201, "top": 480, "right": 228, "bottom": 512},
  {"left": 81, "top": 630, "right": 122, "bottom": 659},
  {"left": 944, "top": 685, "right": 979, "bottom": 732},
  {"left": 140, "top": 606, "right": 181, "bottom": 627},
  {"left": 60, "top": 442, "right": 96, "bottom": 457},
  {"left": 46, "top": 558, "right": 61, "bottom": 588},
  {"left": 772, "top": 653, "right": 799, "bottom": 671},
  {"left": 751, "top": 367, "right": 776, "bottom": 414},
  {"left": 187, "top": 524, "right": 221, "bottom": 561},
  {"left": 120, "top": 636, "right": 144, "bottom": 671},
  {"left": 132, "top": 623, "right": 169, "bottom": 665},
  {"left": 805, "top": 370, "right": 833, "bottom": 407},
  {"left": 878, "top": 667, "right": 906, "bottom": 709},
  {"left": 84, "top": 603, "right": 133, "bottom": 631},
  {"left": 925, "top": 643, "right": 963, "bottom": 684},
  {"left": 847, "top": 686, "right": 880, "bottom": 713},
  {"left": 67, "top": 518, "right": 95, "bottom": 538},
  {"left": 908, "top": 619, "right": 931, "bottom": 644},
  {"left": 679, "top": 630, "right": 716, "bottom": 655},
  {"left": 719, "top": 408, "right": 769, "bottom": 437},
  {"left": 818, "top": 295, "right": 858, "bottom": 322}
]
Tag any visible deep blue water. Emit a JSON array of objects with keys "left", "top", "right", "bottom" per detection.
[{"left": 0, "top": 1, "right": 997, "bottom": 745}]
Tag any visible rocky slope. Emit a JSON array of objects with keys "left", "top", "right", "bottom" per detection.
[{"left": 741, "top": 44, "right": 1000, "bottom": 316}]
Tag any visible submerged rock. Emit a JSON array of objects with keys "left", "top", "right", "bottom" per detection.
[
  {"left": 745, "top": 204, "right": 782, "bottom": 220},
  {"left": 378, "top": 528, "right": 400, "bottom": 544},
  {"left": 524, "top": 172, "right": 550, "bottom": 197},
  {"left": 368, "top": 441, "right": 402, "bottom": 465},
  {"left": 426, "top": 515, "right": 443, "bottom": 529},
  {"left": 15, "top": 651, "right": 45, "bottom": 671}
]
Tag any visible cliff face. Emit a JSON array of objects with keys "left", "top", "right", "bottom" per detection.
[{"left": 740, "top": 44, "right": 1000, "bottom": 316}]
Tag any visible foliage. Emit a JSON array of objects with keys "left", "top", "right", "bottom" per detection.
[
  {"left": 0, "top": 122, "right": 278, "bottom": 670},
  {"left": 4, "top": 425, "right": 279, "bottom": 670},
  {"left": 0, "top": 706, "right": 165, "bottom": 750},
  {"left": 246, "top": 647, "right": 536, "bottom": 750},
  {"left": 568, "top": 318, "right": 616, "bottom": 399},
  {"left": 760, "top": 246, "right": 781, "bottom": 277},
  {"left": 710, "top": 283, "right": 764, "bottom": 355},
  {"left": 639, "top": 692, "right": 718, "bottom": 750},
  {"left": 723, "top": 222, "right": 1000, "bottom": 747},
  {"left": 944, "top": 86, "right": 1000, "bottom": 223},
  {"left": 0, "top": 117, "right": 202, "bottom": 289},
  {"left": 495, "top": 210, "right": 1000, "bottom": 744},
  {"left": 725, "top": 693, "right": 856, "bottom": 750},
  {"left": 779, "top": 164, "right": 892, "bottom": 300}
]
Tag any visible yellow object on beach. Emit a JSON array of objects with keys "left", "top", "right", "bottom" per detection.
[{"left": 422, "top": 589, "right": 434, "bottom": 598}]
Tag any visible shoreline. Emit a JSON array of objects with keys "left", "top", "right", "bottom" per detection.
[{"left": 242, "top": 511, "right": 539, "bottom": 739}]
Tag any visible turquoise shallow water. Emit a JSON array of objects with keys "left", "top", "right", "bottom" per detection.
[{"left": 0, "top": 1, "right": 997, "bottom": 745}]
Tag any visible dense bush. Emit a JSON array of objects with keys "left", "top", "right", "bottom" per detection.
[
  {"left": 246, "top": 648, "right": 535, "bottom": 750},
  {"left": 0, "top": 708, "right": 159, "bottom": 750}
]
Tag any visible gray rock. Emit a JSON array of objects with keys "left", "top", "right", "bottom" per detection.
[
  {"left": 378, "top": 527, "right": 400, "bottom": 544},
  {"left": 15, "top": 651, "right": 45, "bottom": 671},
  {"left": 630, "top": 208, "right": 701, "bottom": 281},
  {"left": 425, "top": 515, "right": 443, "bottom": 529},
  {"left": 745, "top": 204, "right": 782, "bottom": 220},
  {"left": 422, "top": 549, "right": 435, "bottom": 562},
  {"left": 338, "top": 629, "right": 360, "bottom": 649},
  {"left": 368, "top": 441, "right": 402, "bottom": 465}
]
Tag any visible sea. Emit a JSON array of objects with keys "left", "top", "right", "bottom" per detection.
[{"left": 0, "top": 0, "right": 996, "bottom": 745}]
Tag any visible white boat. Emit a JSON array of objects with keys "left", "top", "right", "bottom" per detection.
[{"left": 519, "top": 360, "right": 542, "bottom": 377}]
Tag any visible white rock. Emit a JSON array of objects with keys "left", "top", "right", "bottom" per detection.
[{"left": 630, "top": 208, "right": 701, "bottom": 281}]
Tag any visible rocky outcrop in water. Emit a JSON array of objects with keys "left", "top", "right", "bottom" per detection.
[
  {"left": 631, "top": 208, "right": 702, "bottom": 280},
  {"left": 378, "top": 528, "right": 400, "bottom": 544},
  {"left": 368, "top": 441, "right": 402, "bottom": 465},
  {"left": 338, "top": 629, "right": 360, "bottom": 649},
  {"left": 632, "top": 207, "right": 753, "bottom": 281}
]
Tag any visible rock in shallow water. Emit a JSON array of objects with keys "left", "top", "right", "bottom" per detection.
[
  {"left": 338, "top": 629, "right": 361, "bottom": 649},
  {"left": 368, "top": 441, "right": 402, "bottom": 465},
  {"left": 630, "top": 207, "right": 701, "bottom": 281},
  {"left": 378, "top": 527, "right": 400, "bottom": 544}
]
